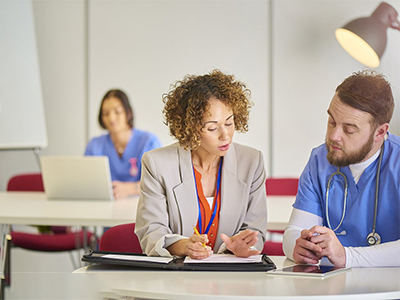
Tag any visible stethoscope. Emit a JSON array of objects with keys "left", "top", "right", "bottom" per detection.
[{"left": 325, "top": 142, "right": 384, "bottom": 246}]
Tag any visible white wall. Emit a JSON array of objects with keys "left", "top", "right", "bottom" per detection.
[
  {"left": 0, "top": 0, "right": 399, "bottom": 190},
  {"left": 88, "top": 0, "right": 270, "bottom": 164},
  {"left": 272, "top": 0, "right": 400, "bottom": 177}
]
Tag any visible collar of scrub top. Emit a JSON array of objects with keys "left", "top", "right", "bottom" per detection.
[{"left": 192, "top": 157, "right": 223, "bottom": 234}]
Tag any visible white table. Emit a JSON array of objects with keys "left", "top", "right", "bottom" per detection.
[
  {"left": 0, "top": 192, "right": 294, "bottom": 230},
  {"left": 0, "top": 192, "right": 139, "bottom": 298},
  {"left": 0, "top": 192, "right": 294, "bottom": 299},
  {"left": 3, "top": 256, "right": 399, "bottom": 300},
  {"left": 266, "top": 196, "right": 294, "bottom": 231},
  {"left": 0, "top": 191, "right": 138, "bottom": 227},
  {"left": 71, "top": 256, "right": 400, "bottom": 300}
]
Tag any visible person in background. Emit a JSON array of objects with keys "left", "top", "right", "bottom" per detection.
[
  {"left": 283, "top": 70, "right": 400, "bottom": 267},
  {"left": 85, "top": 89, "right": 162, "bottom": 199},
  {"left": 135, "top": 69, "right": 268, "bottom": 259}
]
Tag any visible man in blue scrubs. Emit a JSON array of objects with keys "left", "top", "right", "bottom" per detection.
[{"left": 283, "top": 70, "right": 400, "bottom": 267}]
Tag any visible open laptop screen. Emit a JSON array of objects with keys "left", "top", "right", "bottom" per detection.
[{"left": 40, "top": 156, "right": 114, "bottom": 201}]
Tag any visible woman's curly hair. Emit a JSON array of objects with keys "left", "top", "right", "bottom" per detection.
[{"left": 162, "top": 69, "right": 253, "bottom": 150}]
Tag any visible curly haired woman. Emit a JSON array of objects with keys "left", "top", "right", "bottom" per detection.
[{"left": 135, "top": 70, "right": 267, "bottom": 259}]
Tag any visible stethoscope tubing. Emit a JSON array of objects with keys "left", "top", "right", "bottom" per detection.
[
  {"left": 372, "top": 142, "right": 384, "bottom": 234},
  {"left": 325, "top": 169, "right": 348, "bottom": 232},
  {"left": 325, "top": 142, "right": 384, "bottom": 239}
]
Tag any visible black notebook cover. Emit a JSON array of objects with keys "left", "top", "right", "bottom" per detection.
[{"left": 82, "top": 250, "right": 276, "bottom": 272}]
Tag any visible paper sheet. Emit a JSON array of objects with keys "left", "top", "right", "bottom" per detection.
[
  {"left": 103, "top": 254, "right": 173, "bottom": 264},
  {"left": 184, "top": 254, "right": 263, "bottom": 263}
]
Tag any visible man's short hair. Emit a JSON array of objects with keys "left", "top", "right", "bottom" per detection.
[{"left": 336, "top": 70, "right": 394, "bottom": 128}]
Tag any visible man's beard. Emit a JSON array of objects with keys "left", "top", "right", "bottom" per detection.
[{"left": 325, "top": 133, "right": 374, "bottom": 167}]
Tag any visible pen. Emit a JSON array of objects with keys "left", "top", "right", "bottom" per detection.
[{"left": 192, "top": 225, "right": 207, "bottom": 248}]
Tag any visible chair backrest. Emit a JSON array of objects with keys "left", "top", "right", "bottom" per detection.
[
  {"left": 262, "top": 240, "right": 284, "bottom": 256},
  {"left": 264, "top": 177, "right": 299, "bottom": 255},
  {"left": 7, "top": 173, "right": 44, "bottom": 192},
  {"left": 99, "top": 223, "right": 142, "bottom": 253},
  {"left": 265, "top": 177, "right": 299, "bottom": 196}
]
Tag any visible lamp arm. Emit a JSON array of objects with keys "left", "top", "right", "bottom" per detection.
[
  {"left": 389, "top": 19, "right": 400, "bottom": 30},
  {"left": 372, "top": 2, "right": 400, "bottom": 31},
  {"left": 389, "top": 10, "right": 400, "bottom": 30}
]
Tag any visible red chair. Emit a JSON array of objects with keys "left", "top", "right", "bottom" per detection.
[
  {"left": 99, "top": 223, "right": 142, "bottom": 253},
  {"left": 262, "top": 177, "right": 299, "bottom": 256},
  {"left": 7, "top": 173, "right": 93, "bottom": 268},
  {"left": 7, "top": 173, "right": 45, "bottom": 192},
  {"left": 265, "top": 177, "right": 299, "bottom": 196}
]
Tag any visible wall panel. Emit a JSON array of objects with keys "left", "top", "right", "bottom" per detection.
[
  {"left": 88, "top": 0, "right": 270, "bottom": 170},
  {"left": 272, "top": 0, "right": 400, "bottom": 177}
]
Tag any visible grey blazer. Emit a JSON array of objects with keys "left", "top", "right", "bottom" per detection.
[{"left": 135, "top": 142, "right": 268, "bottom": 256}]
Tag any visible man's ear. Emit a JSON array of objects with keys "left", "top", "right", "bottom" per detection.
[{"left": 374, "top": 123, "right": 389, "bottom": 142}]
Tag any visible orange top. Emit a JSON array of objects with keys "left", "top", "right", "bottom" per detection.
[{"left": 193, "top": 168, "right": 221, "bottom": 250}]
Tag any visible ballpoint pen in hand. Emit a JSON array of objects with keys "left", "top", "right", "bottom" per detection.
[{"left": 192, "top": 225, "right": 207, "bottom": 248}]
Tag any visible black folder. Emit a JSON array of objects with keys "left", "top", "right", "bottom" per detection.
[{"left": 82, "top": 250, "right": 276, "bottom": 272}]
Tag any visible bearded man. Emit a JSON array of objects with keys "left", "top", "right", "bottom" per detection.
[{"left": 283, "top": 70, "right": 400, "bottom": 267}]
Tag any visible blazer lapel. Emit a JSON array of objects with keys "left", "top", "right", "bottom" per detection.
[
  {"left": 218, "top": 145, "right": 247, "bottom": 239},
  {"left": 173, "top": 146, "right": 198, "bottom": 237},
  {"left": 172, "top": 144, "right": 247, "bottom": 242}
]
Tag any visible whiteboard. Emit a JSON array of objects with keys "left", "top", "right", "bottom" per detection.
[{"left": 0, "top": 0, "right": 47, "bottom": 149}]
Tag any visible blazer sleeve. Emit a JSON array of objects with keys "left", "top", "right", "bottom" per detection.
[
  {"left": 217, "top": 145, "right": 268, "bottom": 252},
  {"left": 134, "top": 150, "right": 184, "bottom": 256},
  {"left": 240, "top": 149, "right": 268, "bottom": 250}
]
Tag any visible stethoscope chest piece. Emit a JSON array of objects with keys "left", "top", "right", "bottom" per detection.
[{"left": 367, "top": 232, "right": 381, "bottom": 246}]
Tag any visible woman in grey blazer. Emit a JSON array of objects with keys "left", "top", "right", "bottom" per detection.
[{"left": 135, "top": 70, "right": 267, "bottom": 259}]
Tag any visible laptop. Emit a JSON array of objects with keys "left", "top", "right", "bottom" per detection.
[{"left": 40, "top": 156, "right": 114, "bottom": 201}]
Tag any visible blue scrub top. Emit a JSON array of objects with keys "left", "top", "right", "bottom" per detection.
[
  {"left": 294, "top": 133, "right": 400, "bottom": 247},
  {"left": 84, "top": 129, "right": 162, "bottom": 182}
]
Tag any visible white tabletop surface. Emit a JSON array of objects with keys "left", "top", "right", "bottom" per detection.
[
  {"left": 0, "top": 192, "right": 294, "bottom": 230},
  {"left": 4, "top": 256, "right": 400, "bottom": 300},
  {"left": 72, "top": 256, "right": 400, "bottom": 300},
  {"left": 266, "top": 195, "right": 294, "bottom": 230},
  {"left": 0, "top": 191, "right": 138, "bottom": 227}
]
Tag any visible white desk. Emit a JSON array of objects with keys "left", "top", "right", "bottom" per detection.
[
  {"left": 0, "top": 192, "right": 294, "bottom": 230},
  {"left": 70, "top": 256, "right": 400, "bottom": 300},
  {"left": 4, "top": 256, "right": 399, "bottom": 300},
  {"left": 0, "top": 192, "right": 138, "bottom": 227},
  {"left": 0, "top": 192, "right": 139, "bottom": 296},
  {"left": 266, "top": 196, "right": 294, "bottom": 231}
]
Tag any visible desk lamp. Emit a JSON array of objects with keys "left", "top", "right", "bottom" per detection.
[{"left": 335, "top": 2, "right": 400, "bottom": 68}]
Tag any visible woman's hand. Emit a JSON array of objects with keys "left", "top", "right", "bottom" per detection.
[
  {"left": 220, "top": 229, "right": 261, "bottom": 257},
  {"left": 167, "top": 233, "right": 213, "bottom": 259},
  {"left": 112, "top": 181, "right": 140, "bottom": 199}
]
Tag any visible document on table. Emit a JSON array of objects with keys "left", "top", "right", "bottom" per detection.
[
  {"left": 103, "top": 254, "right": 173, "bottom": 264},
  {"left": 184, "top": 254, "right": 263, "bottom": 263}
]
